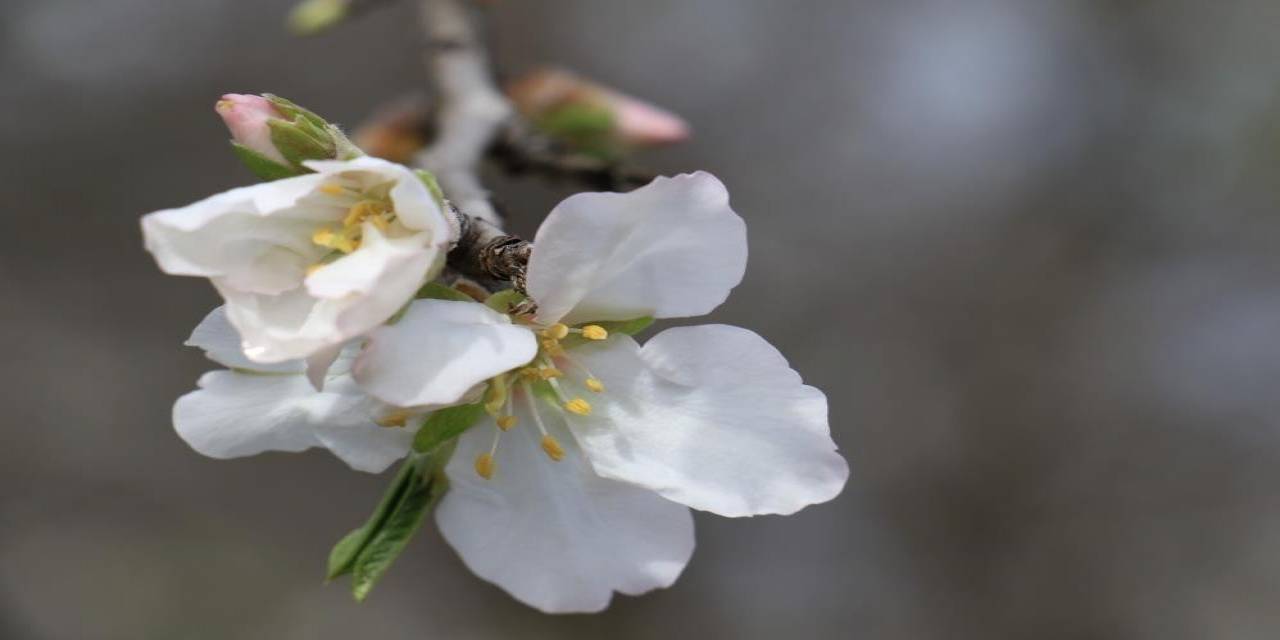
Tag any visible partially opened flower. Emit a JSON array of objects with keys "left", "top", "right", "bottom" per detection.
[
  {"left": 354, "top": 172, "right": 849, "bottom": 612},
  {"left": 174, "top": 307, "right": 420, "bottom": 473},
  {"left": 142, "top": 156, "right": 452, "bottom": 365}
]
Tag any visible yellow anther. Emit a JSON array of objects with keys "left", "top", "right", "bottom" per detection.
[
  {"left": 312, "top": 227, "right": 336, "bottom": 245},
  {"left": 542, "top": 323, "right": 570, "bottom": 340},
  {"left": 537, "top": 366, "right": 563, "bottom": 380},
  {"left": 585, "top": 378, "right": 605, "bottom": 393},
  {"left": 306, "top": 263, "right": 325, "bottom": 276},
  {"left": 376, "top": 410, "right": 411, "bottom": 428},
  {"left": 519, "top": 367, "right": 541, "bottom": 380},
  {"left": 343, "top": 200, "right": 387, "bottom": 227},
  {"left": 496, "top": 415, "right": 518, "bottom": 431},
  {"left": 540, "top": 435, "right": 566, "bottom": 461},
  {"left": 319, "top": 183, "right": 347, "bottom": 196},
  {"left": 474, "top": 453, "right": 495, "bottom": 479},
  {"left": 540, "top": 339, "right": 565, "bottom": 357},
  {"left": 563, "top": 398, "right": 592, "bottom": 416},
  {"left": 581, "top": 325, "right": 608, "bottom": 340},
  {"left": 484, "top": 376, "right": 509, "bottom": 416},
  {"left": 369, "top": 213, "right": 390, "bottom": 231}
]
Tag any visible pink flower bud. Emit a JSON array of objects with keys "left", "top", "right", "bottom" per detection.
[
  {"left": 215, "top": 94, "right": 289, "bottom": 164},
  {"left": 507, "top": 68, "right": 690, "bottom": 149}
]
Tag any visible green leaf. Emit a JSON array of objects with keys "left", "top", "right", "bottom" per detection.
[
  {"left": 415, "top": 281, "right": 476, "bottom": 302},
  {"left": 325, "top": 460, "right": 416, "bottom": 580},
  {"left": 413, "top": 403, "right": 486, "bottom": 453},
  {"left": 229, "top": 142, "right": 303, "bottom": 181},
  {"left": 268, "top": 118, "right": 335, "bottom": 167},
  {"left": 484, "top": 289, "right": 527, "bottom": 314},
  {"left": 351, "top": 463, "right": 443, "bottom": 601}
]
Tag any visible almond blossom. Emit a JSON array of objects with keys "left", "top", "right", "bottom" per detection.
[
  {"left": 142, "top": 156, "right": 453, "bottom": 365},
  {"left": 353, "top": 172, "right": 849, "bottom": 612}
]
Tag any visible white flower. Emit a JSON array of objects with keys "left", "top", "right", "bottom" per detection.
[
  {"left": 354, "top": 172, "right": 849, "bottom": 612},
  {"left": 173, "top": 307, "right": 418, "bottom": 473},
  {"left": 142, "top": 156, "right": 453, "bottom": 365}
]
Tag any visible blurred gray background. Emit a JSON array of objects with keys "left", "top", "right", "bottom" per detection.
[{"left": 4, "top": 0, "right": 1280, "bottom": 638}]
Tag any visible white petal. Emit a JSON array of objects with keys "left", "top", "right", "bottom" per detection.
[
  {"left": 173, "top": 369, "right": 411, "bottom": 473},
  {"left": 312, "top": 376, "right": 415, "bottom": 473},
  {"left": 173, "top": 370, "right": 323, "bottom": 460},
  {"left": 570, "top": 325, "right": 849, "bottom": 517},
  {"left": 141, "top": 174, "right": 332, "bottom": 295},
  {"left": 304, "top": 343, "right": 344, "bottom": 390},
  {"left": 353, "top": 300, "right": 538, "bottom": 407},
  {"left": 525, "top": 172, "right": 747, "bottom": 325},
  {"left": 436, "top": 397, "right": 694, "bottom": 613},
  {"left": 185, "top": 306, "right": 303, "bottom": 374}
]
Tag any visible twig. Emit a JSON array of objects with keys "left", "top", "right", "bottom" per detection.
[
  {"left": 491, "top": 118, "right": 657, "bottom": 191},
  {"left": 415, "top": 0, "right": 531, "bottom": 289}
]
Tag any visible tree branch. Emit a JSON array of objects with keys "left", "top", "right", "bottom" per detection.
[{"left": 415, "top": 0, "right": 530, "bottom": 290}]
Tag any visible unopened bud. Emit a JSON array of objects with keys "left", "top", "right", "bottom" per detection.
[
  {"left": 506, "top": 67, "right": 690, "bottom": 157},
  {"left": 216, "top": 93, "right": 361, "bottom": 181}
]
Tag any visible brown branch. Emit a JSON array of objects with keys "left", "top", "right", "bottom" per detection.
[{"left": 490, "top": 118, "right": 657, "bottom": 192}]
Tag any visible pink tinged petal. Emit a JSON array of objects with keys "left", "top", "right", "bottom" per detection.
[
  {"left": 216, "top": 93, "right": 289, "bottom": 165},
  {"left": 436, "top": 402, "right": 694, "bottom": 613},
  {"left": 185, "top": 306, "right": 303, "bottom": 374},
  {"left": 525, "top": 172, "right": 747, "bottom": 325},
  {"left": 570, "top": 325, "right": 850, "bottom": 518},
  {"left": 353, "top": 300, "right": 538, "bottom": 407}
]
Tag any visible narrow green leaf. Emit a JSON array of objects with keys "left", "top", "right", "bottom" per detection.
[
  {"left": 351, "top": 466, "right": 443, "bottom": 601},
  {"left": 325, "top": 460, "right": 415, "bottom": 580},
  {"left": 415, "top": 281, "right": 476, "bottom": 302},
  {"left": 484, "top": 289, "right": 527, "bottom": 314},
  {"left": 229, "top": 142, "right": 303, "bottom": 181},
  {"left": 413, "top": 403, "right": 486, "bottom": 453}
]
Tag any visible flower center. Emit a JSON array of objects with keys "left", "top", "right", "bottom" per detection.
[
  {"left": 470, "top": 320, "right": 611, "bottom": 480},
  {"left": 307, "top": 181, "right": 399, "bottom": 271}
]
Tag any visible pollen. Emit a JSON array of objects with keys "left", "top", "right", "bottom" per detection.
[
  {"left": 542, "top": 323, "right": 570, "bottom": 340},
  {"left": 540, "top": 435, "right": 566, "bottom": 461},
  {"left": 563, "top": 397, "right": 592, "bottom": 416},
  {"left": 474, "top": 453, "right": 495, "bottom": 479},
  {"left": 581, "top": 325, "right": 608, "bottom": 340},
  {"left": 375, "top": 410, "right": 411, "bottom": 428},
  {"left": 540, "top": 339, "right": 565, "bottom": 357},
  {"left": 537, "top": 366, "right": 563, "bottom": 380},
  {"left": 496, "top": 415, "right": 518, "bottom": 431},
  {"left": 585, "top": 378, "right": 605, "bottom": 393},
  {"left": 319, "top": 183, "right": 347, "bottom": 196}
]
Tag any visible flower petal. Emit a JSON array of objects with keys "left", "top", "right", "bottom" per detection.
[
  {"left": 173, "top": 369, "right": 411, "bottom": 472},
  {"left": 304, "top": 156, "right": 449, "bottom": 236},
  {"left": 353, "top": 300, "right": 538, "bottom": 407},
  {"left": 141, "top": 173, "right": 333, "bottom": 295},
  {"left": 436, "top": 397, "right": 694, "bottom": 613},
  {"left": 570, "top": 325, "right": 849, "bottom": 517},
  {"left": 185, "top": 306, "right": 303, "bottom": 374},
  {"left": 525, "top": 172, "right": 747, "bottom": 325},
  {"left": 173, "top": 370, "right": 323, "bottom": 460}
]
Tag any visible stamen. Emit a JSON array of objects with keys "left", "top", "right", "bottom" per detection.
[
  {"left": 541, "top": 323, "right": 570, "bottom": 340},
  {"left": 319, "top": 183, "right": 348, "bottom": 196},
  {"left": 563, "top": 397, "right": 592, "bottom": 416},
  {"left": 540, "top": 435, "right": 565, "bottom": 461},
  {"left": 537, "top": 366, "right": 563, "bottom": 380},
  {"left": 580, "top": 325, "right": 608, "bottom": 340},
  {"left": 484, "top": 375, "right": 509, "bottom": 416},
  {"left": 474, "top": 452, "right": 495, "bottom": 479},
  {"left": 540, "top": 339, "right": 565, "bottom": 357},
  {"left": 375, "top": 410, "right": 411, "bottom": 428},
  {"left": 306, "top": 263, "right": 325, "bottom": 276},
  {"left": 585, "top": 378, "right": 605, "bottom": 393},
  {"left": 496, "top": 415, "right": 518, "bottom": 431}
]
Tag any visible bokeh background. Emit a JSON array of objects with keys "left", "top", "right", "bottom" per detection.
[{"left": 5, "top": 0, "right": 1280, "bottom": 638}]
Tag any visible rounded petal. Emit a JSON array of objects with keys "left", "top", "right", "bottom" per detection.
[
  {"left": 185, "top": 306, "right": 303, "bottom": 374},
  {"left": 173, "top": 370, "right": 323, "bottom": 460},
  {"left": 141, "top": 173, "right": 332, "bottom": 295},
  {"left": 570, "top": 325, "right": 849, "bottom": 517},
  {"left": 312, "top": 376, "right": 415, "bottom": 473},
  {"left": 353, "top": 300, "right": 538, "bottom": 407},
  {"left": 436, "top": 399, "right": 694, "bottom": 613},
  {"left": 525, "top": 172, "right": 747, "bottom": 325}
]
